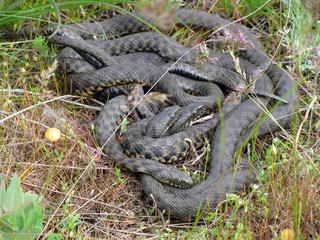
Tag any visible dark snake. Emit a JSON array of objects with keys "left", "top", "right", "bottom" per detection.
[{"left": 43, "top": 9, "right": 298, "bottom": 220}]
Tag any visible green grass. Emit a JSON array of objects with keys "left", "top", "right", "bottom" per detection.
[{"left": 0, "top": 0, "right": 319, "bottom": 239}]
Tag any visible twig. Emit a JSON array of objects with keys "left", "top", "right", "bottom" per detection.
[
  {"left": 295, "top": 96, "right": 316, "bottom": 146},
  {"left": 0, "top": 95, "right": 79, "bottom": 124}
]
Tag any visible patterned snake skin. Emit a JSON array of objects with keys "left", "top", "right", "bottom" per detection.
[{"left": 44, "top": 9, "right": 298, "bottom": 219}]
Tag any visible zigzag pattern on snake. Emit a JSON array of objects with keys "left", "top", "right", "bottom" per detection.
[{"left": 44, "top": 9, "right": 298, "bottom": 220}]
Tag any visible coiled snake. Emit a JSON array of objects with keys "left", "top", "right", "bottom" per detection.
[{"left": 44, "top": 9, "right": 298, "bottom": 220}]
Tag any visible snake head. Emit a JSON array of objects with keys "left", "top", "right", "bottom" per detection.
[
  {"left": 173, "top": 175, "right": 194, "bottom": 189},
  {"left": 152, "top": 165, "right": 193, "bottom": 189}
]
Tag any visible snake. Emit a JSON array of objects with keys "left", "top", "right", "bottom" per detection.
[{"left": 43, "top": 9, "right": 298, "bottom": 219}]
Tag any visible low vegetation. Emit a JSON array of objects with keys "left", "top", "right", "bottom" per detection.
[{"left": 0, "top": 0, "right": 319, "bottom": 239}]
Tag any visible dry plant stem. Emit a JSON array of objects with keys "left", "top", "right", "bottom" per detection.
[
  {"left": 0, "top": 39, "right": 34, "bottom": 46},
  {"left": 0, "top": 95, "right": 77, "bottom": 124},
  {"left": 190, "top": 147, "right": 207, "bottom": 165},
  {"left": 88, "top": 225, "right": 157, "bottom": 238},
  {"left": 295, "top": 96, "right": 316, "bottom": 146},
  {"left": 1, "top": 89, "right": 99, "bottom": 111},
  {"left": 59, "top": 99, "right": 102, "bottom": 110},
  {"left": 0, "top": 88, "right": 42, "bottom": 95},
  {"left": 208, "top": 0, "right": 219, "bottom": 13},
  {"left": 12, "top": 162, "right": 111, "bottom": 170},
  {"left": 294, "top": 96, "right": 319, "bottom": 172},
  {"left": 184, "top": 138, "right": 198, "bottom": 159}
]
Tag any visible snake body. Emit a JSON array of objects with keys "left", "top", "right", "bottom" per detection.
[
  {"left": 45, "top": 9, "right": 298, "bottom": 219},
  {"left": 140, "top": 11, "right": 297, "bottom": 219}
]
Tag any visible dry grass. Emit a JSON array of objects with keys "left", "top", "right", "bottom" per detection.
[{"left": 0, "top": 0, "right": 320, "bottom": 239}]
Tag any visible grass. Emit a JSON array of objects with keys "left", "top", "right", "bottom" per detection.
[{"left": 0, "top": 0, "right": 319, "bottom": 239}]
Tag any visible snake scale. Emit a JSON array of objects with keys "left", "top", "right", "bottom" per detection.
[{"left": 44, "top": 9, "right": 298, "bottom": 220}]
